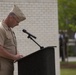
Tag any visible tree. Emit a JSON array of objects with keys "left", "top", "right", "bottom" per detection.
[{"left": 58, "top": 0, "right": 76, "bottom": 32}]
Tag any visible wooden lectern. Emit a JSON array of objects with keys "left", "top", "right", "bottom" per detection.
[{"left": 18, "top": 46, "right": 55, "bottom": 75}]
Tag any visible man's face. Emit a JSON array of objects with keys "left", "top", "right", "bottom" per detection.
[{"left": 9, "top": 15, "right": 20, "bottom": 28}]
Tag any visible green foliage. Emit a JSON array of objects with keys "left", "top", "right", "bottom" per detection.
[
  {"left": 68, "top": 46, "right": 76, "bottom": 56},
  {"left": 58, "top": 0, "right": 76, "bottom": 31}
]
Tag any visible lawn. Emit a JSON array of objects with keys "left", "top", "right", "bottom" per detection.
[
  {"left": 60, "top": 62, "right": 76, "bottom": 75},
  {"left": 61, "top": 69, "right": 76, "bottom": 75}
]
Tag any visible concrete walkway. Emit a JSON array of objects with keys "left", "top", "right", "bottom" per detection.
[{"left": 60, "top": 57, "right": 76, "bottom": 62}]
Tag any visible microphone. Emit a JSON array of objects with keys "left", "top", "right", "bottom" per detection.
[{"left": 22, "top": 29, "right": 36, "bottom": 39}]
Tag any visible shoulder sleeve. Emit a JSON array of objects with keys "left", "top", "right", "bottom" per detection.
[{"left": 0, "top": 28, "right": 5, "bottom": 46}]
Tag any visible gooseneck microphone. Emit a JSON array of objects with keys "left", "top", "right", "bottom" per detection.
[{"left": 22, "top": 29, "right": 36, "bottom": 39}]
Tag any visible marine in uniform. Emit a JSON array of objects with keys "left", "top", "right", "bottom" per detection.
[{"left": 0, "top": 5, "right": 26, "bottom": 75}]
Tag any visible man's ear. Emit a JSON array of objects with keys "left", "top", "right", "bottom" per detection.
[{"left": 8, "top": 15, "right": 14, "bottom": 21}]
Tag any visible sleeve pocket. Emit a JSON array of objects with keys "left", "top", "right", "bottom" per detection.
[{"left": 6, "top": 32, "right": 12, "bottom": 39}]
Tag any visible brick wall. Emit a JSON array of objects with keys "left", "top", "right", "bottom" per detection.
[{"left": 0, "top": 0, "right": 60, "bottom": 75}]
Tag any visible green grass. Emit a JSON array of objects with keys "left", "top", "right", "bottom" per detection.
[
  {"left": 60, "top": 61, "right": 76, "bottom": 64},
  {"left": 60, "top": 61, "right": 76, "bottom": 75},
  {"left": 61, "top": 69, "right": 76, "bottom": 75}
]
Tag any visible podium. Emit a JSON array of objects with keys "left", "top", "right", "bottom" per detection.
[{"left": 18, "top": 46, "right": 55, "bottom": 75}]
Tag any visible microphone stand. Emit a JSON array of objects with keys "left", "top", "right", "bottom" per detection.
[{"left": 27, "top": 35, "right": 44, "bottom": 50}]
